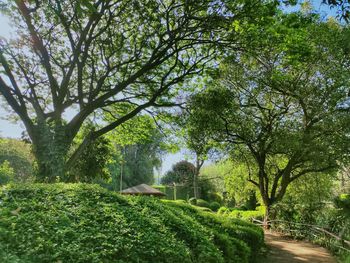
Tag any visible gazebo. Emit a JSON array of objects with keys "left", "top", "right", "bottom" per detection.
[{"left": 121, "top": 184, "right": 166, "bottom": 197}]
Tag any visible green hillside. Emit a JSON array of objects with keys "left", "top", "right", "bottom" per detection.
[{"left": 0, "top": 184, "right": 263, "bottom": 263}]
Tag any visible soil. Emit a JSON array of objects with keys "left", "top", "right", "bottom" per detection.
[{"left": 260, "top": 230, "right": 337, "bottom": 263}]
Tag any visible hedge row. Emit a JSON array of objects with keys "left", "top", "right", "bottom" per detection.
[
  {"left": 164, "top": 200, "right": 264, "bottom": 263},
  {"left": 0, "top": 184, "right": 264, "bottom": 262},
  {"left": 218, "top": 206, "right": 265, "bottom": 222}
]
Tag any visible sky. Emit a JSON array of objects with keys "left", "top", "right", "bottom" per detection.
[{"left": 0, "top": 0, "right": 338, "bottom": 174}]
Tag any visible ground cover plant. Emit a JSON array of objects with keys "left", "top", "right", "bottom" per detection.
[
  {"left": 218, "top": 206, "right": 266, "bottom": 222},
  {"left": 0, "top": 183, "right": 264, "bottom": 263},
  {"left": 164, "top": 200, "right": 264, "bottom": 263}
]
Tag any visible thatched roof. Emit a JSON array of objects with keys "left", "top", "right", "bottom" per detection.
[{"left": 121, "top": 184, "right": 166, "bottom": 196}]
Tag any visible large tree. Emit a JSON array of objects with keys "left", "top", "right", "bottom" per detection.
[
  {"left": 161, "top": 160, "right": 196, "bottom": 186},
  {"left": 187, "top": 13, "right": 350, "bottom": 223},
  {"left": 0, "top": 0, "right": 273, "bottom": 181}
]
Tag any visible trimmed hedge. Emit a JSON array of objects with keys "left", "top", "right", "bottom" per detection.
[
  {"left": 0, "top": 184, "right": 264, "bottom": 262},
  {"left": 209, "top": 201, "right": 221, "bottom": 212},
  {"left": 188, "top": 197, "right": 197, "bottom": 205},
  {"left": 196, "top": 199, "right": 210, "bottom": 208},
  {"left": 228, "top": 206, "right": 266, "bottom": 222},
  {"left": 164, "top": 200, "right": 264, "bottom": 263}
]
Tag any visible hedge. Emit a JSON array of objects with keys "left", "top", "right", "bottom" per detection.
[
  {"left": 0, "top": 183, "right": 264, "bottom": 262},
  {"left": 228, "top": 206, "right": 266, "bottom": 222},
  {"left": 164, "top": 200, "right": 264, "bottom": 263}
]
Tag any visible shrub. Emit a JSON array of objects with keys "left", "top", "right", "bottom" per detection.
[
  {"left": 164, "top": 200, "right": 265, "bottom": 262},
  {"left": 335, "top": 194, "right": 350, "bottom": 211},
  {"left": 196, "top": 199, "right": 210, "bottom": 208},
  {"left": 209, "top": 201, "right": 221, "bottom": 212},
  {"left": 0, "top": 161, "right": 14, "bottom": 185},
  {"left": 273, "top": 198, "right": 350, "bottom": 261},
  {"left": 229, "top": 206, "right": 265, "bottom": 222},
  {"left": 206, "top": 192, "right": 223, "bottom": 204},
  {"left": 0, "top": 183, "right": 262, "bottom": 263},
  {"left": 188, "top": 197, "right": 197, "bottom": 205},
  {"left": 195, "top": 206, "right": 212, "bottom": 212},
  {"left": 217, "top": 206, "right": 230, "bottom": 215}
]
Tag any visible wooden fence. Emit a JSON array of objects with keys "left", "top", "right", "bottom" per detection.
[{"left": 252, "top": 218, "right": 350, "bottom": 253}]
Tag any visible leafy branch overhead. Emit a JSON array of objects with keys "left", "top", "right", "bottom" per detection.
[{"left": 0, "top": 0, "right": 270, "bottom": 181}]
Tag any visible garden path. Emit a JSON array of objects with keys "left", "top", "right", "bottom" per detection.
[{"left": 262, "top": 230, "right": 337, "bottom": 263}]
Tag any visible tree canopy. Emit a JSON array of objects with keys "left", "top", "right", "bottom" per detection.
[
  {"left": 0, "top": 0, "right": 276, "bottom": 181},
  {"left": 161, "top": 160, "right": 195, "bottom": 186},
  {"left": 186, "top": 12, "right": 350, "bottom": 220}
]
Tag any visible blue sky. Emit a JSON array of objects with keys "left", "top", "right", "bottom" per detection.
[{"left": 0, "top": 0, "right": 338, "bottom": 174}]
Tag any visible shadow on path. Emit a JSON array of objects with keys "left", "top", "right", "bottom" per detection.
[{"left": 261, "top": 230, "right": 337, "bottom": 263}]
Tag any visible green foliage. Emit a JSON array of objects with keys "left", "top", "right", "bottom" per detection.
[
  {"left": 244, "top": 191, "right": 258, "bottom": 211},
  {"left": 196, "top": 199, "right": 210, "bottom": 208},
  {"left": 164, "top": 200, "right": 265, "bottom": 263},
  {"left": 0, "top": 160, "right": 14, "bottom": 185},
  {"left": 0, "top": 138, "right": 34, "bottom": 182},
  {"left": 273, "top": 196, "right": 350, "bottom": 260},
  {"left": 335, "top": 194, "right": 350, "bottom": 212},
  {"left": 200, "top": 164, "right": 226, "bottom": 194},
  {"left": 161, "top": 160, "right": 195, "bottom": 185},
  {"left": 229, "top": 207, "right": 266, "bottom": 222},
  {"left": 202, "top": 160, "right": 259, "bottom": 207},
  {"left": 0, "top": 183, "right": 266, "bottom": 263},
  {"left": 186, "top": 12, "right": 350, "bottom": 213},
  {"left": 188, "top": 197, "right": 197, "bottom": 205},
  {"left": 209, "top": 201, "right": 221, "bottom": 212},
  {"left": 69, "top": 129, "right": 115, "bottom": 182},
  {"left": 206, "top": 192, "right": 223, "bottom": 204},
  {"left": 218, "top": 206, "right": 231, "bottom": 215},
  {"left": 267, "top": 169, "right": 350, "bottom": 260},
  {"left": 160, "top": 160, "right": 218, "bottom": 200},
  {"left": 1, "top": 0, "right": 271, "bottom": 181},
  {"left": 104, "top": 121, "right": 166, "bottom": 190}
]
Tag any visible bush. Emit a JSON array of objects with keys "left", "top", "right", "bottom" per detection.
[
  {"left": 209, "top": 201, "right": 221, "bottom": 212},
  {"left": 206, "top": 192, "right": 223, "bottom": 204},
  {"left": 217, "top": 206, "right": 230, "bottom": 215},
  {"left": 335, "top": 194, "right": 350, "bottom": 211},
  {"left": 188, "top": 197, "right": 197, "bottom": 205},
  {"left": 0, "top": 161, "right": 14, "bottom": 185},
  {"left": 164, "top": 200, "right": 265, "bottom": 262},
  {"left": 196, "top": 199, "right": 210, "bottom": 208},
  {"left": 229, "top": 206, "right": 265, "bottom": 222},
  {"left": 273, "top": 198, "right": 350, "bottom": 261},
  {"left": 0, "top": 183, "right": 263, "bottom": 263}
]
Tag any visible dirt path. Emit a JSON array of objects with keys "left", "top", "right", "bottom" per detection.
[{"left": 262, "top": 230, "right": 337, "bottom": 263}]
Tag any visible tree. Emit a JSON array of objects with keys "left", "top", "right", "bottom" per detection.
[
  {"left": 0, "top": 0, "right": 272, "bottom": 181},
  {"left": 187, "top": 13, "right": 350, "bottom": 224},
  {"left": 67, "top": 126, "right": 115, "bottom": 182},
  {"left": 0, "top": 137, "right": 34, "bottom": 182},
  {"left": 161, "top": 160, "right": 195, "bottom": 185},
  {"left": 102, "top": 114, "right": 166, "bottom": 190},
  {"left": 111, "top": 132, "right": 165, "bottom": 190},
  {"left": 323, "top": 0, "right": 350, "bottom": 22}
]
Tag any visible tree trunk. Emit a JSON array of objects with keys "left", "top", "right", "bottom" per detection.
[
  {"left": 193, "top": 170, "right": 199, "bottom": 199},
  {"left": 31, "top": 124, "right": 71, "bottom": 182},
  {"left": 263, "top": 203, "right": 271, "bottom": 229},
  {"left": 194, "top": 157, "right": 204, "bottom": 199}
]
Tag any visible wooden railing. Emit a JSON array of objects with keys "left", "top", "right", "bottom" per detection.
[{"left": 252, "top": 218, "right": 350, "bottom": 252}]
